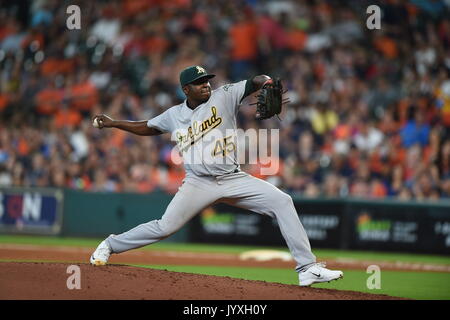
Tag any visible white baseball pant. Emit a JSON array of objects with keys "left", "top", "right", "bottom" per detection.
[{"left": 106, "top": 171, "right": 316, "bottom": 272}]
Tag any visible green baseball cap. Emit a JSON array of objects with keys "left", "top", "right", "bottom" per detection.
[{"left": 179, "top": 65, "right": 215, "bottom": 87}]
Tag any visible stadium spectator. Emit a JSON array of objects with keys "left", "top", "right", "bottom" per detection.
[
  {"left": 228, "top": 11, "right": 260, "bottom": 80},
  {"left": 0, "top": 0, "right": 449, "bottom": 202},
  {"left": 400, "top": 108, "right": 431, "bottom": 148}
]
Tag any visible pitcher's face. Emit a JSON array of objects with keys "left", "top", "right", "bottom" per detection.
[{"left": 184, "top": 77, "right": 212, "bottom": 103}]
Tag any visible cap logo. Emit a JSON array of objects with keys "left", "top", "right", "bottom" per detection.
[{"left": 196, "top": 66, "right": 206, "bottom": 74}]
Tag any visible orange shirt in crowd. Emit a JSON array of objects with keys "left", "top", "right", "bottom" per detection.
[
  {"left": 229, "top": 21, "right": 259, "bottom": 61},
  {"left": 109, "top": 129, "right": 127, "bottom": 149},
  {"left": 162, "top": 166, "right": 185, "bottom": 194},
  {"left": 69, "top": 81, "right": 98, "bottom": 111},
  {"left": 123, "top": 0, "right": 190, "bottom": 14},
  {"left": 54, "top": 108, "right": 82, "bottom": 129},
  {"left": 0, "top": 94, "right": 9, "bottom": 111},
  {"left": 377, "top": 118, "right": 399, "bottom": 136},
  {"left": 333, "top": 123, "right": 352, "bottom": 140},
  {"left": 134, "top": 166, "right": 186, "bottom": 194},
  {"left": 192, "top": 11, "right": 208, "bottom": 32},
  {"left": 373, "top": 36, "right": 398, "bottom": 59},
  {"left": 443, "top": 107, "right": 450, "bottom": 127},
  {"left": 40, "top": 58, "right": 75, "bottom": 76},
  {"left": 135, "top": 168, "right": 160, "bottom": 193},
  {"left": 421, "top": 145, "right": 434, "bottom": 165},
  {"left": 122, "top": 0, "right": 152, "bottom": 17},
  {"left": 388, "top": 146, "right": 406, "bottom": 167},
  {"left": 369, "top": 151, "right": 385, "bottom": 175},
  {"left": 370, "top": 180, "right": 388, "bottom": 198},
  {"left": 287, "top": 29, "right": 307, "bottom": 51},
  {"left": 17, "top": 137, "right": 30, "bottom": 156},
  {"left": 313, "top": 60, "right": 326, "bottom": 82},
  {"left": 145, "top": 36, "right": 169, "bottom": 55},
  {"left": 435, "top": 86, "right": 450, "bottom": 126},
  {"left": 35, "top": 88, "right": 63, "bottom": 115},
  {"left": 135, "top": 180, "right": 157, "bottom": 193}
]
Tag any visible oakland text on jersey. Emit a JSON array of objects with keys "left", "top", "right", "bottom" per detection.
[{"left": 174, "top": 106, "right": 223, "bottom": 153}]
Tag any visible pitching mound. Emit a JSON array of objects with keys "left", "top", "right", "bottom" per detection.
[{"left": 0, "top": 262, "right": 403, "bottom": 300}]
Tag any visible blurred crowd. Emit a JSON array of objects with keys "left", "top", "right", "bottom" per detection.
[{"left": 0, "top": 0, "right": 450, "bottom": 201}]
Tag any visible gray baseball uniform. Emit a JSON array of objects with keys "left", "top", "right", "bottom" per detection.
[{"left": 106, "top": 80, "right": 316, "bottom": 272}]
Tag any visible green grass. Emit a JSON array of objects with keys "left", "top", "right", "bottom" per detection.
[
  {"left": 0, "top": 235, "right": 272, "bottom": 253},
  {"left": 133, "top": 264, "right": 450, "bottom": 300},
  {"left": 0, "top": 235, "right": 102, "bottom": 248},
  {"left": 315, "top": 269, "right": 450, "bottom": 300},
  {"left": 1, "top": 234, "right": 450, "bottom": 265}
]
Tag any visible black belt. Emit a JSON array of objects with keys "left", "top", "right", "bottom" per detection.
[{"left": 201, "top": 168, "right": 240, "bottom": 178}]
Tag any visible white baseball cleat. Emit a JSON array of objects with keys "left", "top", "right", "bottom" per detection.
[
  {"left": 90, "top": 238, "right": 112, "bottom": 266},
  {"left": 298, "top": 262, "right": 343, "bottom": 287}
]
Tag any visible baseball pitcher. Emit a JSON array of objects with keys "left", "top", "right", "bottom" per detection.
[{"left": 90, "top": 66, "right": 343, "bottom": 286}]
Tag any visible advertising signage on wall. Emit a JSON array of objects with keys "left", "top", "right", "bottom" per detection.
[
  {"left": 191, "top": 203, "right": 344, "bottom": 248},
  {"left": 435, "top": 221, "right": 450, "bottom": 248},
  {"left": 355, "top": 212, "right": 418, "bottom": 243},
  {"left": 345, "top": 202, "right": 450, "bottom": 254},
  {"left": 191, "top": 199, "right": 450, "bottom": 254},
  {"left": 0, "top": 188, "right": 64, "bottom": 235},
  {"left": 300, "top": 214, "right": 341, "bottom": 243},
  {"left": 193, "top": 205, "right": 277, "bottom": 245}
]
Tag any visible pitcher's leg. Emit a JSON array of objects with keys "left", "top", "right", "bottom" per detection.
[
  {"left": 223, "top": 174, "right": 316, "bottom": 271},
  {"left": 107, "top": 180, "right": 219, "bottom": 253}
]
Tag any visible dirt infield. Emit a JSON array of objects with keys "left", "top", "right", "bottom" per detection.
[
  {"left": 0, "top": 244, "right": 423, "bottom": 299},
  {"left": 0, "top": 262, "right": 402, "bottom": 300}
]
